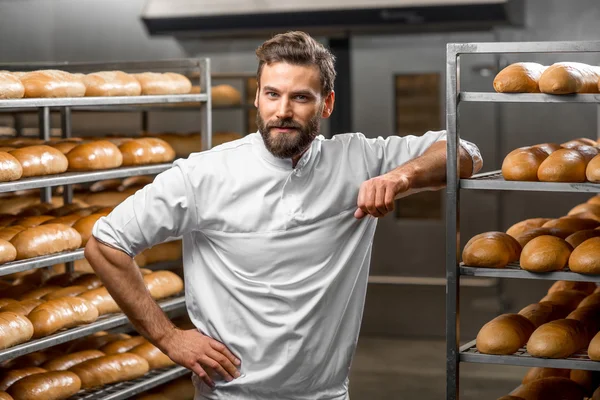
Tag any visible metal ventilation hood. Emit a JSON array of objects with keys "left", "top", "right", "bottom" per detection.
[{"left": 141, "top": 0, "right": 524, "bottom": 39}]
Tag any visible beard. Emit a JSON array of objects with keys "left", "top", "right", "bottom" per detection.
[{"left": 256, "top": 108, "right": 321, "bottom": 159}]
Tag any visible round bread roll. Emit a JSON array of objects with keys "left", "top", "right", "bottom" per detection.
[
  {"left": 19, "top": 70, "right": 86, "bottom": 98},
  {"left": 537, "top": 149, "right": 587, "bottom": 182},
  {"left": 476, "top": 314, "right": 535, "bottom": 355},
  {"left": 569, "top": 236, "right": 600, "bottom": 274},
  {"left": 0, "top": 367, "right": 46, "bottom": 391},
  {"left": 510, "top": 376, "right": 586, "bottom": 400},
  {"left": 119, "top": 138, "right": 175, "bottom": 166},
  {"left": 0, "top": 239, "right": 16, "bottom": 264},
  {"left": 211, "top": 84, "right": 242, "bottom": 106},
  {"left": 10, "top": 224, "right": 82, "bottom": 260},
  {"left": 507, "top": 218, "right": 552, "bottom": 238},
  {"left": 527, "top": 319, "right": 587, "bottom": 358},
  {"left": 66, "top": 141, "right": 123, "bottom": 171},
  {"left": 565, "top": 229, "right": 600, "bottom": 248},
  {"left": 0, "top": 311, "right": 34, "bottom": 350},
  {"left": 0, "top": 152, "right": 23, "bottom": 182},
  {"left": 83, "top": 71, "right": 142, "bottom": 97},
  {"left": 586, "top": 154, "right": 600, "bottom": 182},
  {"left": 521, "top": 367, "right": 570, "bottom": 384},
  {"left": 532, "top": 143, "right": 562, "bottom": 155},
  {"left": 542, "top": 217, "right": 600, "bottom": 234},
  {"left": 539, "top": 62, "right": 600, "bottom": 94},
  {"left": 462, "top": 231, "right": 521, "bottom": 268},
  {"left": 520, "top": 236, "right": 572, "bottom": 272},
  {"left": 548, "top": 281, "right": 596, "bottom": 295},
  {"left": 514, "top": 227, "right": 571, "bottom": 248},
  {"left": 8, "top": 146, "right": 68, "bottom": 177},
  {"left": 502, "top": 147, "right": 548, "bottom": 181},
  {"left": 7, "top": 370, "right": 81, "bottom": 400},
  {"left": 492, "top": 62, "right": 546, "bottom": 93},
  {"left": 0, "top": 72, "right": 25, "bottom": 99},
  {"left": 133, "top": 72, "right": 192, "bottom": 95}
]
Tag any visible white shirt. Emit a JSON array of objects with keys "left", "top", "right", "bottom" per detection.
[{"left": 92, "top": 131, "right": 481, "bottom": 400}]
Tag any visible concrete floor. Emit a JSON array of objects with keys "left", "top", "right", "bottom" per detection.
[{"left": 348, "top": 337, "right": 528, "bottom": 400}]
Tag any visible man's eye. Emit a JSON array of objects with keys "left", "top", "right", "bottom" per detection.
[
  {"left": 295, "top": 95, "right": 307, "bottom": 101},
  {"left": 266, "top": 92, "right": 278, "bottom": 98}
]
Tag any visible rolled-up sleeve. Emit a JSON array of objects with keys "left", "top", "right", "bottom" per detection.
[{"left": 92, "top": 160, "right": 197, "bottom": 257}]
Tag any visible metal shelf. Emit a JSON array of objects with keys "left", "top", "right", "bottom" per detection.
[
  {"left": 0, "top": 163, "right": 172, "bottom": 194},
  {"left": 0, "top": 296, "right": 185, "bottom": 363},
  {"left": 461, "top": 263, "right": 600, "bottom": 282},
  {"left": 460, "top": 92, "right": 600, "bottom": 103},
  {"left": 460, "top": 170, "right": 600, "bottom": 193},
  {"left": 0, "top": 249, "right": 85, "bottom": 277},
  {"left": 71, "top": 366, "right": 189, "bottom": 400},
  {"left": 460, "top": 339, "right": 600, "bottom": 371}
]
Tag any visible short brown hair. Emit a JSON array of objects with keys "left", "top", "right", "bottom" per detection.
[{"left": 255, "top": 31, "right": 336, "bottom": 96}]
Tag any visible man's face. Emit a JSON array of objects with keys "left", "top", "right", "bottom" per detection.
[{"left": 255, "top": 62, "right": 334, "bottom": 159}]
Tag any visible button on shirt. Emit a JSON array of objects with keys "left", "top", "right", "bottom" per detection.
[{"left": 92, "top": 130, "right": 482, "bottom": 400}]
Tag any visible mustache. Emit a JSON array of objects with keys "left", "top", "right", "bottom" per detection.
[{"left": 265, "top": 119, "right": 302, "bottom": 130}]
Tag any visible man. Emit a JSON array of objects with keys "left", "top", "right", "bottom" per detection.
[{"left": 85, "top": 31, "right": 482, "bottom": 399}]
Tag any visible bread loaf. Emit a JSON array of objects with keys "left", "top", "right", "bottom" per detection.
[
  {"left": 586, "top": 154, "right": 600, "bottom": 182},
  {"left": 41, "top": 350, "right": 104, "bottom": 371},
  {"left": 10, "top": 224, "right": 82, "bottom": 260},
  {"left": 81, "top": 190, "right": 131, "bottom": 207},
  {"left": 83, "top": 71, "right": 142, "bottom": 97},
  {"left": 476, "top": 314, "right": 535, "bottom": 354},
  {"left": 537, "top": 149, "right": 587, "bottom": 182},
  {"left": 211, "top": 84, "right": 242, "bottom": 105},
  {"left": 533, "top": 143, "right": 562, "bottom": 155},
  {"left": 570, "top": 369, "right": 594, "bottom": 395},
  {"left": 562, "top": 138, "right": 598, "bottom": 148},
  {"left": 42, "top": 213, "right": 82, "bottom": 227},
  {"left": 89, "top": 179, "right": 122, "bottom": 192},
  {"left": 493, "top": 62, "right": 546, "bottom": 93},
  {"left": 1, "top": 299, "right": 45, "bottom": 316},
  {"left": 48, "top": 141, "right": 80, "bottom": 155},
  {"left": 130, "top": 341, "right": 174, "bottom": 369},
  {"left": 119, "top": 138, "right": 176, "bottom": 166},
  {"left": 159, "top": 377, "right": 195, "bottom": 400},
  {"left": 0, "top": 72, "right": 25, "bottom": 99},
  {"left": 100, "top": 336, "right": 147, "bottom": 355},
  {"left": 462, "top": 232, "right": 521, "bottom": 268},
  {"left": 569, "top": 145, "right": 599, "bottom": 163},
  {"left": 542, "top": 217, "right": 600, "bottom": 234},
  {"left": 587, "top": 329, "right": 600, "bottom": 360},
  {"left": 0, "top": 239, "right": 16, "bottom": 264},
  {"left": 18, "top": 286, "right": 61, "bottom": 301},
  {"left": 566, "top": 229, "right": 600, "bottom": 248},
  {"left": 67, "top": 332, "right": 131, "bottom": 353},
  {"left": 17, "top": 203, "right": 56, "bottom": 217},
  {"left": 593, "top": 386, "right": 600, "bottom": 400},
  {"left": 520, "top": 236, "right": 572, "bottom": 272},
  {"left": 69, "top": 353, "right": 150, "bottom": 389},
  {"left": 539, "top": 62, "right": 600, "bottom": 94},
  {"left": 120, "top": 175, "right": 154, "bottom": 190},
  {"left": 3, "top": 350, "right": 61, "bottom": 369},
  {"left": 527, "top": 319, "right": 587, "bottom": 358},
  {"left": 540, "top": 290, "right": 588, "bottom": 312},
  {"left": 507, "top": 218, "right": 552, "bottom": 238},
  {"left": 19, "top": 70, "right": 86, "bottom": 98},
  {"left": 0, "top": 215, "right": 18, "bottom": 229},
  {"left": 133, "top": 72, "right": 191, "bottom": 95},
  {"left": 8, "top": 146, "right": 68, "bottom": 177},
  {"left": 569, "top": 237, "right": 600, "bottom": 274},
  {"left": 70, "top": 273, "right": 103, "bottom": 290},
  {"left": 12, "top": 215, "right": 56, "bottom": 228},
  {"left": 143, "top": 271, "right": 184, "bottom": 299},
  {"left": 518, "top": 302, "right": 562, "bottom": 328},
  {"left": 66, "top": 141, "right": 123, "bottom": 171},
  {"left": 138, "top": 241, "right": 182, "bottom": 265},
  {"left": 72, "top": 213, "right": 105, "bottom": 246},
  {"left": 0, "top": 153, "right": 23, "bottom": 183},
  {"left": 514, "top": 228, "right": 571, "bottom": 248},
  {"left": 0, "top": 311, "right": 34, "bottom": 349},
  {"left": 521, "top": 367, "right": 570, "bottom": 384},
  {"left": 153, "top": 133, "right": 202, "bottom": 158},
  {"left": 28, "top": 297, "right": 99, "bottom": 338},
  {"left": 42, "top": 285, "right": 87, "bottom": 301},
  {"left": 0, "top": 393, "right": 13, "bottom": 400},
  {"left": 588, "top": 195, "right": 600, "bottom": 205},
  {"left": 0, "top": 283, "right": 38, "bottom": 300},
  {"left": 0, "top": 299, "right": 17, "bottom": 308},
  {"left": 0, "top": 367, "right": 46, "bottom": 391},
  {"left": 136, "top": 395, "right": 170, "bottom": 400},
  {"left": 510, "top": 377, "right": 585, "bottom": 400},
  {"left": 502, "top": 147, "right": 548, "bottom": 181},
  {"left": 7, "top": 371, "right": 81, "bottom": 400},
  {"left": 78, "top": 287, "right": 119, "bottom": 315},
  {"left": 548, "top": 281, "right": 596, "bottom": 295}
]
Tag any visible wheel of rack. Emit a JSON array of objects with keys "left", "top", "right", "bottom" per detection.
[
  {"left": 0, "top": 58, "right": 211, "bottom": 398},
  {"left": 445, "top": 40, "right": 600, "bottom": 400}
]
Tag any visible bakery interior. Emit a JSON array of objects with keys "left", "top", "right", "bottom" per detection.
[{"left": 3, "top": 0, "right": 600, "bottom": 399}]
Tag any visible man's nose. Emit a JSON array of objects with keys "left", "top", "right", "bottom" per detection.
[{"left": 275, "top": 98, "right": 293, "bottom": 120}]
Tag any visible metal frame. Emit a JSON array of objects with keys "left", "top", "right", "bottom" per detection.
[
  {"left": 461, "top": 264, "right": 600, "bottom": 282},
  {"left": 445, "top": 40, "right": 600, "bottom": 400}
]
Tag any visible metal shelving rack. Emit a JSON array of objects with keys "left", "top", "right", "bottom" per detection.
[
  {"left": 0, "top": 58, "right": 210, "bottom": 398},
  {"left": 445, "top": 40, "right": 600, "bottom": 400}
]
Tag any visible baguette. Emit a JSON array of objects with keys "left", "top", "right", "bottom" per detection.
[
  {"left": 502, "top": 147, "right": 548, "bottom": 181},
  {"left": 28, "top": 297, "right": 99, "bottom": 338},
  {"left": 521, "top": 367, "right": 570, "bottom": 384},
  {"left": 519, "top": 236, "right": 572, "bottom": 272},
  {"left": 7, "top": 371, "right": 81, "bottom": 400},
  {"left": 569, "top": 237, "right": 600, "bottom": 274},
  {"left": 119, "top": 138, "right": 175, "bottom": 166},
  {"left": 78, "top": 287, "right": 119, "bottom": 315},
  {"left": 100, "top": 336, "right": 147, "bottom": 355},
  {"left": 0, "top": 299, "right": 45, "bottom": 316},
  {"left": 0, "top": 72, "right": 25, "bottom": 99},
  {"left": 10, "top": 224, "right": 82, "bottom": 260},
  {"left": 133, "top": 72, "right": 191, "bottom": 95},
  {"left": 510, "top": 377, "right": 585, "bottom": 400},
  {"left": 476, "top": 314, "right": 535, "bottom": 355},
  {"left": 539, "top": 62, "right": 600, "bottom": 94},
  {"left": 8, "top": 146, "right": 68, "bottom": 177},
  {"left": 0, "top": 239, "right": 16, "bottom": 264},
  {"left": 0, "top": 153, "right": 23, "bottom": 182},
  {"left": 82, "top": 71, "right": 142, "bottom": 97},
  {"left": 506, "top": 218, "right": 552, "bottom": 238},
  {"left": 69, "top": 353, "right": 150, "bottom": 389},
  {"left": 66, "top": 141, "right": 123, "bottom": 171},
  {"left": 537, "top": 149, "right": 587, "bottom": 182},
  {"left": 143, "top": 271, "right": 184, "bottom": 299},
  {"left": 0, "top": 312, "right": 34, "bottom": 349},
  {"left": 42, "top": 285, "right": 88, "bottom": 301},
  {"left": 462, "top": 232, "right": 521, "bottom": 268},
  {"left": 493, "top": 62, "right": 546, "bottom": 93},
  {"left": 0, "top": 367, "right": 46, "bottom": 391},
  {"left": 41, "top": 350, "right": 104, "bottom": 371}
]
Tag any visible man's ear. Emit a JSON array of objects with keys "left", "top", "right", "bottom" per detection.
[
  {"left": 321, "top": 91, "right": 335, "bottom": 118},
  {"left": 254, "top": 88, "right": 259, "bottom": 108}
]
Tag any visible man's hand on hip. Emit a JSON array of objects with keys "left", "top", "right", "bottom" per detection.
[
  {"left": 354, "top": 171, "right": 410, "bottom": 219},
  {"left": 160, "top": 328, "right": 241, "bottom": 388}
]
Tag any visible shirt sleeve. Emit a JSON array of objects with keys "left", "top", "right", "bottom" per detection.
[
  {"left": 91, "top": 160, "right": 197, "bottom": 257},
  {"left": 357, "top": 130, "right": 483, "bottom": 177}
]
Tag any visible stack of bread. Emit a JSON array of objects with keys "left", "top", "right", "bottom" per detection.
[
  {"left": 493, "top": 62, "right": 600, "bottom": 95},
  {"left": 501, "top": 138, "right": 600, "bottom": 183},
  {"left": 497, "top": 368, "right": 594, "bottom": 400},
  {"left": 462, "top": 195, "right": 600, "bottom": 273}
]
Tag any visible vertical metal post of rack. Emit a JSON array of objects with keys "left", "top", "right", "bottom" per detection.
[
  {"left": 445, "top": 44, "right": 460, "bottom": 400},
  {"left": 60, "top": 106, "right": 75, "bottom": 274},
  {"left": 13, "top": 113, "right": 24, "bottom": 137},
  {"left": 141, "top": 111, "right": 149, "bottom": 133},
  {"left": 38, "top": 107, "right": 52, "bottom": 203},
  {"left": 200, "top": 59, "right": 212, "bottom": 151}
]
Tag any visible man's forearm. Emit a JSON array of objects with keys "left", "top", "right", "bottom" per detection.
[{"left": 84, "top": 237, "right": 176, "bottom": 349}]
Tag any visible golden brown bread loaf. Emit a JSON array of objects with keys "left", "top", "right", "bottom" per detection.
[
  {"left": 41, "top": 350, "right": 104, "bottom": 371},
  {"left": 0, "top": 215, "right": 18, "bottom": 228},
  {"left": 211, "top": 84, "right": 242, "bottom": 105},
  {"left": 120, "top": 175, "right": 154, "bottom": 190},
  {"left": 136, "top": 240, "right": 182, "bottom": 266},
  {"left": 537, "top": 149, "right": 587, "bottom": 182},
  {"left": 133, "top": 72, "right": 192, "bottom": 95},
  {"left": 8, "top": 146, "right": 68, "bottom": 177},
  {"left": 548, "top": 281, "right": 596, "bottom": 295},
  {"left": 533, "top": 143, "right": 562, "bottom": 155},
  {"left": 10, "top": 224, "right": 82, "bottom": 260},
  {"left": 527, "top": 318, "right": 588, "bottom": 358},
  {"left": 158, "top": 376, "right": 195, "bottom": 400},
  {"left": 0, "top": 299, "right": 17, "bottom": 308},
  {"left": 129, "top": 341, "right": 174, "bottom": 370},
  {"left": 69, "top": 353, "right": 150, "bottom": 389},
  {"left": 70, "top": 273, "right": 103, "bottom": 290},
  {"left": 66, "top": 141, "right": 123, "bottom": 171},
  {"left": 588, "top": 195, "right": 600, "bottom": 205},
  {"left": 89, "top": 179, "right": 123, "bottom": 192},
  {"left": 7, "top": 370, "right": 81, "bottom": 400},
  {"left": 569, "top": 144, "right": 599, "bottom": 162},
  {"left": 586, "top": 154, "right": 600, "bottom": 182},
  {"left": 0, "top": 72, "right": 25, "bottom": 99},
  {"left": 82, "top": 71, "right": 142, "bottom": 97},
  {"left": 100, "top": 336, "right": 147, "bottom": 355},
  {"left": 72, "top": 213, "right": 105, "bottom": 246},
  {"left": 18, "top": 286, "right": 60, "bottom": 300},
  {"left": 462, "top": 231, "right": 521, "bottom": 268},
  {"left": 568, "top": 203, "right": 600, "bottom": 217},
  {"left": 17, "top": 203, "right": 56, "bottom": 217},
  {"left": 78, "top": 287, "right": 119, "bottom": 315},
  {"left": 0, "top": 367, "right": 46, "bottom": 391},
  {"left": 136, "top": 394, "right": 171, "bottom": 400},
  {"left": 542, "top": 217, "right": 600, "bottom": 234},
  {"left": 593, "top": 386, "right": 600, "bottom": 400},
  {"left": 569, "top": 369, "right": 594, "bottom": 395},
  {"left": 476, "top": 314, "right": 535, "bottom": 355},
  {"left": 569, "top": 237, "right": 600, "bottom": 274},
  {"left": 2, "top": 350, "right": 61, "bottom": 369},
  {"left": 19, "top": 70, "right": 86, "bottom": 98},
  {"left": 48, "top": 141, "right": 80, "bottom": 155},
  {"left": 12, "top": 215, "right": 56, "bottom": 228},
  {"left": 539, "top": 62, "right": 600, "bottom": 94},
  {"left": 119, "top": 138, "right": 176, "bottom": 166},
  {"left": 519, "top": 235, "right": 572, "bottom": 272},
  {"left": 587, "top": 329, "right": 600, "bottom": 360},
  {"left": 502, "top": 147, "right": 548, "bottom": 181},
  {"left": 506, "top": 218, "right": 552, "bottom": 238},
  {"left": 510, "top": 376, "right": 585, "bottom": 400},
  {"left": 0, "top": 226, "right": 26, "bottom": 241},
  {"left": 0, "top": 239, "right": 16, "bottom": 264},
  {"left": 152, "top": 133, "right": 202, "bottom": 158},
  {"left": 540, "top": 290, "right": 588, "bottom": 312},
  {"left": 565, "top": 229, "right": 600, "bottom": 248},
  {"left": 562, "top": 138, "right": 598, "bottom": 148},
  {"left": 67, "top": 332, "right": 131, "bottom": 353},
  {"left": 143, "top": 271, "right": 184, "bottom": 299},
  {"left": 0, "top": 283, "right": 38, "bottom": 300},
  {"left": 0, "top": 392, "right": 13, "bottom": 400},
  {"left": 42, "top": 285, "right": 88, "bottom": 301},
  {"left": 28, "top": 297, "right": 99, "bottom": 338},
  {"left": 493, "top": 62, "right": 546, "bottom": 93},
  {"left": 514, "top": 227, "right": 571, "bottom": 248},
  {"left": 0, "top": 153, "right": 23, "bottom": 182},
  {"left": 42, "top": 213, "right": 82, "bottom": 227},
  {"left": 1, "top": 299, "right": 45, "bottom": 316},
  {"left": 0, "top": 311, "right": 34, "bottom": 349},
  {"left": 521, "top": 367, "right": 570, "bottom": 384},
  {"left": 518, "top": 302, "right": 563, "bottom": 328}
]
